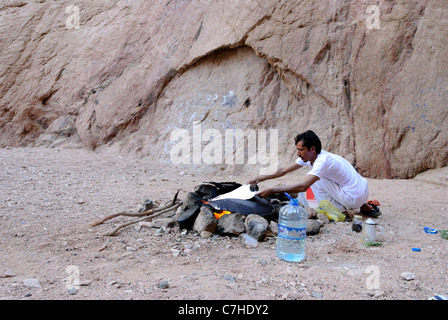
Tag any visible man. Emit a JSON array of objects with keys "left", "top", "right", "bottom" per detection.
[{"left": 248, "top": 130, "right": 381, "bottom": 218}]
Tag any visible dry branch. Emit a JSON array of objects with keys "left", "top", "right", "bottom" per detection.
[
  {"left": 90, "top": 207, "right": 157, "bottom": 227},
  {"left": 90, "top": 190, "right": 182, "bottom": 237},
  {"left": 101, "top": 201, "right": 182, "bottom": 236}
]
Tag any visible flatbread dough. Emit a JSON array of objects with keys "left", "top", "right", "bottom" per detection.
[{"left": 211, "top": 184, "right": 256, "bottom": 201}]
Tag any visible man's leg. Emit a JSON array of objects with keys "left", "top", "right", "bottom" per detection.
[
  {"left": 311, "top": 177, "right": 368, "bottom": 212},
  {"left": 312, "top": 178, "right": 380, "bottom": 218},
  {"left": 311, "top": 178, "right": 351, "bottom": 212}
]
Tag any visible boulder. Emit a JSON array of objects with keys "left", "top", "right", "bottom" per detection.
[
  {"left": 193, "top": 206, "right": 217, "bottom": 235},
  {"left": 0, "top": 0, "right": 446, "bottom": 178},
  {"left": 244, "top": 214, "right": 269, "bottom": 241},
  {"left": 217, "top": 213, "right": 245, "bottom": 236}
]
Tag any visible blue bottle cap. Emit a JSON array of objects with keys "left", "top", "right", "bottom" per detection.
[
  {"left": 284, "top": 193, "right": 298, "bottom": 206},
  {"left": 424, "top": 227, "right": 438, "bottom": 234},
  {"left": 412, "top": 248, "right": 421, "bottom": 252},
  {"left": 284, "top": 192, "right": 293, "bottom": 201}
]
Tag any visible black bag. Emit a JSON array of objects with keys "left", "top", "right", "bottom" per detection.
[
  {"left": 178, "top": 182, "right": 241, "bottom": 229},
  {"left": 194, "top": 182, "right": 242, "bottom": 200}
]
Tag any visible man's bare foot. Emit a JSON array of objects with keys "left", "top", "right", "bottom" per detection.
[
  {"left": 360, "top": 203, "right": 381, "bottom": 218},
  {"left": 360, "top": 203, "right": 373, "bottom": 212}
]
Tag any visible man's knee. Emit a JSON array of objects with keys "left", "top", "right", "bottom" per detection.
[{"left": 310, "top": 179, "right": 325, "bottom": 194}]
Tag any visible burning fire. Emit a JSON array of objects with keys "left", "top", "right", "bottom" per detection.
[
  {"left": 214, "top": 210, "right": 231, "bottom": 220},
  {"left": 202, "top": 200, "right": 232, "bottom": 220}
]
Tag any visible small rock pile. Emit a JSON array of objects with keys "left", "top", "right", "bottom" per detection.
[
  {"left": 171, "top": 182, "right": 323, "bottom": 243},
  {"left": 188, "top": 205, "right": 323, "bottom": 241},
  {"left": 132, "top": 183, "right": 323, "bottom": 243}
]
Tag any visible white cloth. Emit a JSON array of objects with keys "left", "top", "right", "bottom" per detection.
[{"left": 296, "top": 150, "right": 369, "bottom": 210}]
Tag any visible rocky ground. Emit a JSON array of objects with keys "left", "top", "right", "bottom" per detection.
[{"left": 0, "top": 147, "right": 447, "bottom": 301}]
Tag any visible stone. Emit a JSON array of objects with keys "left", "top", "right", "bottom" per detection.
[
  {"left": 244, "top": 214, "right": 269, "bottom": 241},
  {"left": 217, "top": 213, "right": 245, "bottom": 236},
  {"left": 193, "top": 206, "right": 217, "bottom": 234},
  {"left": 269, "top": 220, "right": 278, "bottom": 235},
  {"left": 137, "top": 199, "right": 154, "bottom": 213},
  {"left": 171, "top": 249, "right": 180, "bottom": 257},
  {"left": 223, "top": 274, "right": 236, "bottom": 282},
  {"left": 306, "top": 219, "right": 323, "bottom": 235},
  {"left": 182, "top": 248, "right": 192, "bottom": 256},
  {"left": 269, "top": 218, "right": 321, "bottom": 236},
  {"left": 401, "top": 272, "right": 416, "bottom": 281},
  {"left": 199, "top": 231, "right": 213, "bottom": 239},
  {"left": 68, "top": 287, "right": 77, "bottom": 295},
  {"left": 149, "top": 218, "right": 177, "bottom": 229},
  {"left": 0, "top": 270, "right": 16, "bottom": 278},
  {"left": 138, "top": 222, "right": 152, "bottom": 228},
  {"left": 158, "top": 280, "right": 169, "bottom": 289},
  {"left": 241, "top": 234, "right": 258, "bottom": 247},
  {"left": 373, "top": 290, "right": 386, "bottom": 298},
  {"left": 23, "top": 278, "right": 42, "bottom": 289}
]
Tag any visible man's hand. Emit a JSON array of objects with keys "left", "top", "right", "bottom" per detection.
[
  {"left": 256, "top": 174, "right": 319, "bottom": 199},
  {"left": 247, "top": 177, "right": 260, "bottom": 186},
  {"left": 256, "top": 188, "right": 274, "bottom": 198}
]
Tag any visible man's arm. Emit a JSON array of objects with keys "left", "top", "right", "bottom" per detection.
[
  {"left": 256, "top": 174, "right": 320, "bottom": 198},
  {"left": 247, "top": 162, "right": 302, "bottom": 185}
]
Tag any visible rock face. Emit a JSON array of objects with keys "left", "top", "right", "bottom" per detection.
[{"left": 1, "top": 0, "right": 447, "bottom": 178}]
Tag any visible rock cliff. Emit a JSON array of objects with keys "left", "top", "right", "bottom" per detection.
[{"left": 1, "top": 0, "right": 447, "bottom": 178}]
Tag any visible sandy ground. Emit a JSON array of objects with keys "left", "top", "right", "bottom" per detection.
[{"left": 0, "top": 147, "right": 447, "bottom": 301}]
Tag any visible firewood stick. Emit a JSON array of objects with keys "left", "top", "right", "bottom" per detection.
[
  {"left": 89, "top": 192, "right": 178, "bottom": 227},
  {"left": 89, "top": 209, "right": 156, "bottom": 227},
  {"left": 100, "top": 201, "right": 182, "bottom": 236}
]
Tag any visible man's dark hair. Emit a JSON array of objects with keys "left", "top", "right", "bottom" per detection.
[{"left": 294, "top": 130, "right": 322, "bottom": 154}]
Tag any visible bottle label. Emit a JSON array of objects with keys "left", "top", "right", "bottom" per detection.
[{"left": 278, "top": 224, "right": 306, "bottom": 240}]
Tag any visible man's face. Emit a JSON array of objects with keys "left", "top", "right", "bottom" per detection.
[{"left": 296, "top": 140, "right": 315, "bottom": 162}]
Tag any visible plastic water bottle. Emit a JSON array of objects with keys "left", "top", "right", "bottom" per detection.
[{"left": 276, "top": 193, "right": 307, "bottom": 262}]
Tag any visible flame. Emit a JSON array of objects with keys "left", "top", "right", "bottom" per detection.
[
  {"left": 214, "top": 210, "right": 231, "bottom": 220},
  {"left": 201, "top": 200, "right": 231, "bottom": 219}
]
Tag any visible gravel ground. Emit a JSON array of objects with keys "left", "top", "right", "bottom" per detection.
[{"left": 0, "top": 147, "right": 447, "bottom": 301}]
